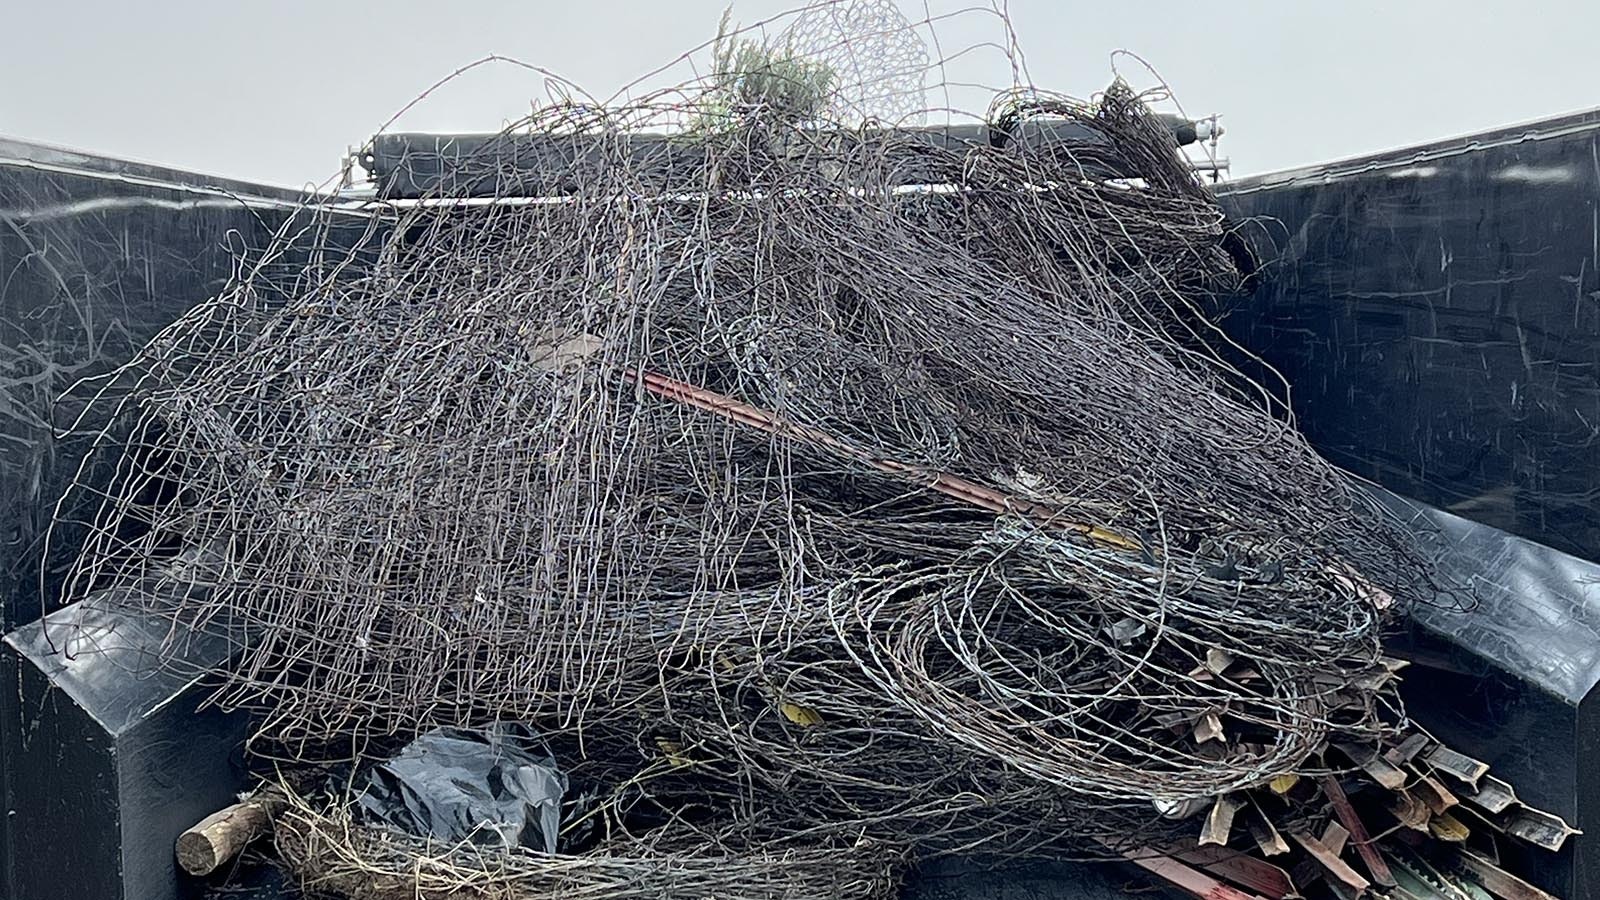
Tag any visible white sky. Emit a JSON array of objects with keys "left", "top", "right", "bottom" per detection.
[{"left": 4, "top": 0, "right": 1598, "bottom": 188}]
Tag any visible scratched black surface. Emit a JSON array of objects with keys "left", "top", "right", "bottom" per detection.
[
  {"left": 1, "top": 597, "right": 249, "bottom": 900},
  {"left": 0, "top": 141, "right": 304, "bottom": 900},
  {"left": 0, "top": 139, "right": 305, "bottom": 633},
  {"left": 1217, "top": 108, "right": 1600, "bottom": 561}
]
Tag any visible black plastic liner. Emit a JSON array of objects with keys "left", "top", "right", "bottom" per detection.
[{"left": 355, "top": 723, "right": 567, "bottom": 854}]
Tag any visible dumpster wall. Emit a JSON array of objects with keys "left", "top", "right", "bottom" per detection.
[
  {"left": 0, "top": 140, "right": 312, "bottom": 900},
  {"left": 1219, "top": 110, "right": 1600, "bottom": 899},
  {"left": 1217, "top": 108, "right": 1600, "bottom": 561},
  {"left": 0, "top": 139, "right": 311, "bottom": 632}
]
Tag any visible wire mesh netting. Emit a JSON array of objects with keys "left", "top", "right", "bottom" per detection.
[{"left": 44, "top": 3, "right": 1440, "bottom": 897}]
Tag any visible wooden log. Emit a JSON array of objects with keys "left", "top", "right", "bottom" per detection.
[{"left": 176, "top": 787, "right": 288, "bottom": 876}]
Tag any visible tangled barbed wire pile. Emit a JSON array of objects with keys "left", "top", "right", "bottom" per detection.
[{"left": 47, "top": 2, "right": 1439, "bottom": 896}]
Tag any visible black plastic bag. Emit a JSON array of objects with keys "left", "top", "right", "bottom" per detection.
[{"left": 354, "top": 722, "right": 566, "bottom": 853}]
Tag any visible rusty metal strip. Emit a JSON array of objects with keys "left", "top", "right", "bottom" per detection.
[
  {"left": 1385, "top": 732, "right": 1430, "bottom": 767},
  {"left": 1502, "top": 808, "right": 1579, "bottom": 852},
  {"left": 1168, "top": 844, "right": 1297, "bottom": 899},
  {"left": 1124, "top": 848, "right": 1274, "bottom": 900},
  {"left": 627, "top": 368, "right": 1141, "bottom": 549},
  {"left": 1460, "top": 775, "right": 1518, "bottom": 815},
  {"left": 1200, "top": 796, "right": 1244, "bottom": 847},
  {"left": 1319, "top": 775, "right": 1397, "bottom": 887},
  {"left": 1424, "top": 744, "right": 1489, "bottom": 790},
  {"left": 623, "top": 367, "right": 1400, "bottom": 613},
  {"left": 1411, "top": 770, "right": 1460, "bottom": 815},
  {"left": 1246, "top": 811, "right": 1290, "bottom": 858},
  {"left": 1456, "top": 849, "right": 1559, "bottom": 900},
  {"left": 1320, "top": 821, "right": 1350, "bottom": 856},
  {"left": 1291, "top": 832, "right": 1371, "bottom": 894}
]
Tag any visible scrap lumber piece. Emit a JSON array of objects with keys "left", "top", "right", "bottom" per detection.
[
  {"left": 1319, "top": 775, "right": 1397, "bottom": 887},
  {"left": 176, "top": 785, "right": 288, "bottom": 876}
]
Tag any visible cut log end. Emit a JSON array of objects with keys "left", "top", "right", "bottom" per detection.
[
  {"left": 176, "top": 790, "right": 285, "bottom": 876},
  {"left": 176, "top": 829, "right": 224, "bottom": 877}
]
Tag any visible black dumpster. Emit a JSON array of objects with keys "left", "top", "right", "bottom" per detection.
[{"left": 4, "top": 105, "right": 1600, "bottom": 897}]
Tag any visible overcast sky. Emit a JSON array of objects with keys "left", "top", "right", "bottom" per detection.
[{"left": 4, "top": 0, "right": 1598, "bottom": 188}]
